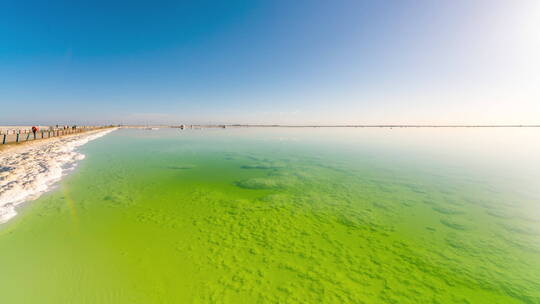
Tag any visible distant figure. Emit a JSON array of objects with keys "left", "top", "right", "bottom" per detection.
[
  {"left": 72, "top": 125, "right": 77, "bottom": 130},
  {"left": 31, "top": 126, "right": 38, "bottom": 139}
]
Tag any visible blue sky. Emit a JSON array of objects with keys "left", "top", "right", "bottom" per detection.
[{"left": 1, "top": 0, "right": 539, "bottom": 125}]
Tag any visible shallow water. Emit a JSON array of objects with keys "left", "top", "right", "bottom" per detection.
[{"left": 0, "top": 128, "right": 539, "bottom": 303}]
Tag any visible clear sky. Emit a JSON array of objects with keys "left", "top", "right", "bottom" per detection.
[{"left": 1, "top": 0, "right": 539, "bottom": 125}]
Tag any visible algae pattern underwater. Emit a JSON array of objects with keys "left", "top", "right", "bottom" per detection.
[{"left": 0, "top": 128, "right": 539, "bottom": 303}]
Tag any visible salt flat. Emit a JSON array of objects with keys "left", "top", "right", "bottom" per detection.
[{"left": 0, "top": 128, "right": 116, "bottom": 223}]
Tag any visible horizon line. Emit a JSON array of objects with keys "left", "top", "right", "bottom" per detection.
[{"left": 165, "top": 124, "right": 540, "bottom": 128}]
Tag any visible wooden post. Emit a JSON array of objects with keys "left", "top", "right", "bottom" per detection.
[{"left": 2, "top": 134, "right": 5, "bottom": 144}]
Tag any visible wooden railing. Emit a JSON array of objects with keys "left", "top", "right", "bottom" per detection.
[{"left": 1, "top": 126, "right": 114, "bottom": 145}]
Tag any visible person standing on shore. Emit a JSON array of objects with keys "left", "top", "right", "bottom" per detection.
[{"left": 31, "top": 126, "right": 38, "bottom": 139}]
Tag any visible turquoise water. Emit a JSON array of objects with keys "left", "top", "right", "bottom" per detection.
[{"left": 0, "top": 128, "right": 539, "bottom": 303}]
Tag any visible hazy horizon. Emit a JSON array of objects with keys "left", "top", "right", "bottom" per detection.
[{"left": 1, "top": 1, "right": 539, "bottom": 125}]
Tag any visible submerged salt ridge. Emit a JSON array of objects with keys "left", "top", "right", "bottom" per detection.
[{"left": 0, "top": 128, "right": 116, "bottom": 223}]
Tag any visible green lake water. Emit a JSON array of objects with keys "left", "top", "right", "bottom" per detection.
[{"left": 0, "top": 128, "right": 539, "bottom": 303}]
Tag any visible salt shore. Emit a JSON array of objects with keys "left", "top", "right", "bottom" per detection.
[{"left": 0, "top": 128, "right": 116, "bottom": 224}]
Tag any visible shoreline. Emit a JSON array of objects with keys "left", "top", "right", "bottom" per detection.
[{"left": 0, "top": 128, "right": 117, "bottom": 224}]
